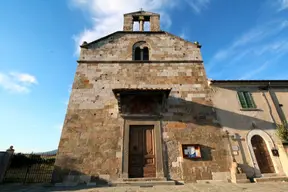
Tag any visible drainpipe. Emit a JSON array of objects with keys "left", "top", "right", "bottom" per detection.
[
  {"left": 266, "top": 82, "right": 287, "bottom": 176},
  {"left": 267, "top": 82, "right": 287, "bottom": 127}
]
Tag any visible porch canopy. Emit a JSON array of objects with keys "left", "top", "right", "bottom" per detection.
[{"left": 112, "top": 88, "right": 171, "bottom": 117}]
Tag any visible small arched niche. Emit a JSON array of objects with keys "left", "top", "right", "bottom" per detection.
[{"left": 132, "top": 41, "right": 150, "bottom": 61}]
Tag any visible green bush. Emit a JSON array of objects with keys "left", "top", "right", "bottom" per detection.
[{"left": 276, "top": 120, "right": 288, "bottom": 142}]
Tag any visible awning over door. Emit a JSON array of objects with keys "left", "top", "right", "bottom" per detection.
[{"left": 112, "top": 88, "right": 172, "bottom": 117}]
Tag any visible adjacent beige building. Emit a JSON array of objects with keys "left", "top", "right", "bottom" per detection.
[{"left": 211, "top": 80, "right": 288, "bottom": 178}]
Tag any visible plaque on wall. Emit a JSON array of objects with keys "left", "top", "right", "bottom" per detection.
[{"left": 182, "top": 144, "right": 201, "bottom": 159}]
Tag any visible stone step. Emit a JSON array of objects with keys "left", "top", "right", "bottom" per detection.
[
  {"left": 112, "top": 180, "right": 175, "bottom": 187},
  {"left": 234, "top": 179, "right": 251, "bottom": 183},
  {"left": 254, "top": 176, "right": 288, "bottom": 183},
  {"left": 196, "top": 180, "right": 229, "bottom": 184},
  {"left": 122, "top": 177, "right": 167, "bottom": 182},
  {"left": 262, "top": 173, "right": 279, "bottom": 177}
]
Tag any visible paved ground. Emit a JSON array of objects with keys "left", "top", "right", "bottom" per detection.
[{"left": 0, "top": 182, "right": 288, "bottom": 192}]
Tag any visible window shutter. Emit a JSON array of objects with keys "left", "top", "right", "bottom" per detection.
[
  {"left": 245, "top": 92, "right": 256, "bottom": 108},
  {"left": 237, "top": 92, "right": 248, "bottom": 108}
]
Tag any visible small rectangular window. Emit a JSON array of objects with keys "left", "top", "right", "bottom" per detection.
[{"left": 237, "top": 91, "right": 256, "bottom": 109}]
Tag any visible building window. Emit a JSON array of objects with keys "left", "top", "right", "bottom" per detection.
[
  {"left": 133, "top": 46, "right": 149, "bottom": 61},
  {"left": 134, "top": 47, "right": 141, "bottom": 60},
  {"left": 143, "top": 47, "right": 149, "bottom": 60},
  {"left": 237, "top": 91, "right": 257, "bottom": 109}
]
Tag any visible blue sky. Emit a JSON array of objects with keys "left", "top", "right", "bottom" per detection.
[{"left": 0, "top": 0, "right": 288, "bottom": 153}]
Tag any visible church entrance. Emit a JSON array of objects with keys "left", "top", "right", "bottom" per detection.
[
  {"left": 128, "top": 125, "right": 156, "bottom": 178},
  {"left": 251, "top": 135, "right": 275, "bottom": 174}
]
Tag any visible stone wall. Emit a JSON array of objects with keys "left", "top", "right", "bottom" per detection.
[
  {"left": 54, "top": 33, "right": 230, "bottom": 184},
  {"left": 150, "top": 15, "right": 160, "bottom": 31},
  {"left": 123, "top": 15, "right": 133, "bottom": 31},
  {"left": 54, "top": 61, "right": 230, "bottom": 183},
  {"left": 80, "top": 33, "right": 202, "bottom": 61}
]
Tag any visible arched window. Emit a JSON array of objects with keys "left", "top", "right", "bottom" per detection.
[
  {"left": 132, "top": 41, "right": 150, "bottom": 61},
  {"left": 133, "top": 46, "right": 150, "bottom": 61},
  {"left": 134, "top": 47, "right": 141, "bottom": 60},
  {"left": 143, "top": 47, "right": 149, "bottom": 61}
]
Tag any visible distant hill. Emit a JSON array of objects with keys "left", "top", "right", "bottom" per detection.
[{"left": 36, "top": 149, "right": 58, "bottom": 155}]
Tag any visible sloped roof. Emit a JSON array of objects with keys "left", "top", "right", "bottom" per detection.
[
  {"left": 124, "top": 10, "right": 160, "bottom": 16},
  {"left": 80, "top": 31, "right": 200, "bottom": 48},
  {"left": 211, "top": 80, "right": 288, "bottom": 87}
]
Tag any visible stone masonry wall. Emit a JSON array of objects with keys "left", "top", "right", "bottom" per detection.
[
  {"left": 80, "top": 33, "right": 202, "bottom": 61},
  {"left": 54, "top": 33, "right": 230, "bottom": 183},
  {"left": 54, "top": 62, "right": 230, "bottom": 183}
]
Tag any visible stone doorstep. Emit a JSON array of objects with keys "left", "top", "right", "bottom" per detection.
[
  {"left": 231, "top": 173, "right": 251, "bottom": 184},
  {"left": 235, "top": 173, "right": 248, "bottom": 180},
  {"left": 234, "top": 179, "right": 251, "bottom": 184},
  {"left": 254, "top": 176, "right": 288, "bottom": 183},
  {"left": 261, "top": 173, "right": 280, "bottom": 177},
  {"left": 55, "top": 182, "right": 79, "bottom": 187},
  {"left": 122, "top": 177, "right": 167, "bottom": 182},
  {"left": 111, "top": 180, "right": 175, "bottom": 187},
  {"left": 55, "top": 182, "right": 97, "bottom": 187},
  {"left": 196, "top": 180, "right": 230, "bottom": 184}
]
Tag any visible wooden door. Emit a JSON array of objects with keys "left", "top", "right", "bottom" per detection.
[
  {"left": 128, "top": 125, "right": 156, "bottom": 178},
  {"left": 251, "top": 135, "right": 275, "bottom": 174}
]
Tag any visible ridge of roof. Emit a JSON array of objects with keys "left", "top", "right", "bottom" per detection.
[
  {"left": 124, "top": 10, "right": 160, "bottom": 16},
  {"left": 211, "top": 80, "right": 288, "bottom": 83},
  {"left": 210, "top": 80, "right": 288, "bottom": 87},
  {"left": 80, "top": 31, "right": 200, "bottom": 48},
  {"left": 80, "top": 31, "right": 166, "bottom": 48}
]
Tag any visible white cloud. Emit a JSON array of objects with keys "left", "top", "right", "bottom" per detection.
[
  {"left": 238, "top": 42, "right": 288, "bottom": 80},
  {"left": 70, "top": 0, "right": 211, "bottom": 53},
  {"left": 0, "top": 72, "right": 38, "bottom": 93},
  {"left": 184, "top": 0, "right": 210, "bottom": 14},
  {"left": 71, "top": 0, "right": 173, "bottom": 53},
  {"left": 9, "top": 72, "right": 38, "bottom": 84},
  {"left": 231, "top": 20, "right": 288, "bottom": 49},
  {"left": 207, "top": 19, "right": 288, "bottom": 72},
  {"left": 238, "top": 61, "right": 270, "bottom": 80},
  {"left": 278, "top": 0, "right": 288, "bottom": 11}
]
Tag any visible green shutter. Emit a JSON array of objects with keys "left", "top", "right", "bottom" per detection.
[
  {"left": 237, "top": 91, "right": 248, "bottom": 108},
  {"left": 245, "top": 92, "right": 256, "bottom": 108}
]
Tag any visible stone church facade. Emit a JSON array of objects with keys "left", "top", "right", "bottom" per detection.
[{"left": 53, "top": 10, "right": 288, "bottom": 185}]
